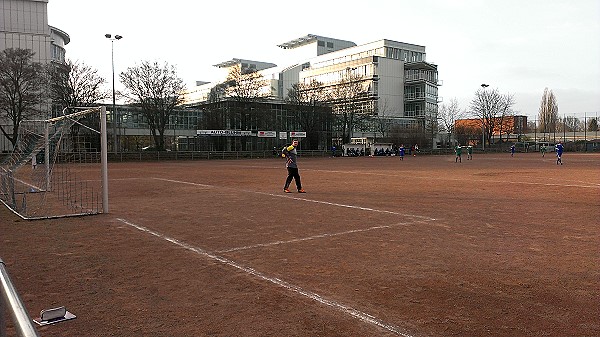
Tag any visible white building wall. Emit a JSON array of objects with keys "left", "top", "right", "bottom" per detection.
[
  {"left": 280, "top": 64, "right": 303, "bottom": 100},
  {"left": 376, "top": 57, "right": 405, "bottom": 117}
]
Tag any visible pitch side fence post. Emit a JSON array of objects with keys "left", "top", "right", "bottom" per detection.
[{"left": 0, "top": 258, "right": 41, "bottom": 337}]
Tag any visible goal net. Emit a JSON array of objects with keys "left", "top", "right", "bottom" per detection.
[{"left": 0, "top": 107, "right": 108, "bottom": 219}]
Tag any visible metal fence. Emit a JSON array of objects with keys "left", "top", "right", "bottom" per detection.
[
  {"left": 2, "top": 145, "right": 598, "bottom": 164},
  {"left": 104, "top": 150, "right": 331, "bottom": 162}
]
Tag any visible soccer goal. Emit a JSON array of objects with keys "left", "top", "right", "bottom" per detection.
[{"left": 0, "top": 106, "right": 109, "bottom": 219}]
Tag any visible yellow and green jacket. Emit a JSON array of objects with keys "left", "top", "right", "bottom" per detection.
[{"left": 282, "top": 145, "right": 298, "bottom": 168}]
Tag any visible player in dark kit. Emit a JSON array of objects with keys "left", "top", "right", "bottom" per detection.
[{"left": 282, "top": 140, "right": 306, "bottom": 193}]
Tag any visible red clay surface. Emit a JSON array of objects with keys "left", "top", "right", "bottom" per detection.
[{"left": 1, "top": 152, "right": 599, "bottom": 337}]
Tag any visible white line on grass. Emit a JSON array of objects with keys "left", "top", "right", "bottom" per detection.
[
  {"left": 116, "top": 217, "right": 414, "bottom": 337},
  {"left": 152, "top": 177, "right": 436, "bottom": 221}
]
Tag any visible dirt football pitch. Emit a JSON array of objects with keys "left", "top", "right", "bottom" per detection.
[{"left": 1, "top": 152, "right": 599, "bottom": 337}]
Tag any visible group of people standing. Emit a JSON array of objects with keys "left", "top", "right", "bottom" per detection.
[
  {"left": 453, "top": 142, "right": 565, "bottom": 164},
  {"left": 280, "top": 139, "right": 566, "bottom": 194},
  {"left": 454, "top": 145, "right": 473, "bottom": 163}
]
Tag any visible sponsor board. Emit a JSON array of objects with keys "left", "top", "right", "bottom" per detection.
[
  {"left": 290, "top": 131, "right": 307, "bottom": 138},
  {"left": 258, "top": 131, "right": 277, "bottom": 138},
  {"left": 197, "top": 130, "right": 252, "bottom": 136}
]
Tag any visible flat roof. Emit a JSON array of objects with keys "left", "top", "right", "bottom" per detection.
[
  {"left": 213, "top": 58, "right": 276, "bottom": 69},
  {"left": 404, "top": 61, "right": 437, "bottom": 70},
  {"left": 49, "top": 25, "right": 70, "bottom": 45},
  {"left": 277, "top": 34, "right": 319, "bottom": 49}
]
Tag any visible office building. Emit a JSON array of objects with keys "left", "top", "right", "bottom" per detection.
[{"left": 185, "top": 34, "right": 440, "bottom": 143}]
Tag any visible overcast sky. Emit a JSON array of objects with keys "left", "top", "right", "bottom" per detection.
[{"left": 48, "top": 0, "right": 600, "bottom": 119}]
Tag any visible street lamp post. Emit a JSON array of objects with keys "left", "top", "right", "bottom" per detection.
[{"left": 105, "top": 33, "right": 122, "bottom": 154}]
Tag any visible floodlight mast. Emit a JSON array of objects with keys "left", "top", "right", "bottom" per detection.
[
  {"left": 480, "top": 83, "right": 489, "bottom": 150},
  {"left": 105, "top": 33, "right": 123, "bottom": 153}
]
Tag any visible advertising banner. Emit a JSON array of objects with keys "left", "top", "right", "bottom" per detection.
[
  {"left": 197, "top": 130, "right": 252, "bottom": 136},
  {"left": 289, "top": 131, "right": 307, "bottom": 138},
  {"left": 258, "top": 131, "right": 277, "bottom": 138}
]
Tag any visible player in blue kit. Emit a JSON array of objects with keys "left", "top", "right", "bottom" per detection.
[
  {"left": 555, "top": 142, "right": 564, "bottom": 165},
  {"left": 399, "top": 144, "right": 405, "bottom": 160}
]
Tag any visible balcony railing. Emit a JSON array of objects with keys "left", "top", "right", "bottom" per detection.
[
  {"left": 405, "top": 93, "right": 439, "bottom": 102},
  {"left": 404, "top": 92, "right": 426, "bottom": 100},
  {"left": 404, "top": 74, "right": 439, "bottom": 83}
]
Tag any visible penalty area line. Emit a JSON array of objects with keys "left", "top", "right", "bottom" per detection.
[
  {"left": 151, "top": 177, "right": 435, "bottom": 221},
  {"left": 217, "top": 219, "right": 435, "bottom": 253},
  {"left": 116, "top": 217, "right": 414, "bottom": 337}
]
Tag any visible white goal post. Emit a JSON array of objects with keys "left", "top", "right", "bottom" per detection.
[{"left": 0, "top": 106, "right": 108, "bottom": 219}]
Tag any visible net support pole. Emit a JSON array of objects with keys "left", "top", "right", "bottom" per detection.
[
  {"left": 45, "top": 123, "right": 50, "bottom": 191},
  {"left": 100, "top": 106, "right": 109, "bottom": 213},
  {"left": 0, "top": 259, "right": 41, "bottom": 337}
]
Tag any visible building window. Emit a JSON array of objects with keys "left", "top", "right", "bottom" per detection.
[
  {"left": 327, "top": 42, "right": 333, "bottom": 48},
  {"left": 318, "top": 40, "right": 325, "bottom": 47},
  {"left": 51, "top": 45, "right": 65, "bottom": 62}
]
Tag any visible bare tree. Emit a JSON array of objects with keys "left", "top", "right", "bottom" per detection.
[
  {"left": 469, "top": 87, "right": 515, "bottom": 147},
  {"left": 588, "top": 118, "right": 598, "bottom": 132},
  {"left": 120, "top": 61, "right": 185, "bottom": 151},
  {"left": 438, "top": 98, "right": 464, "bottom": 146},
  {"left": 49, "top": 59, "right": 109, "bottom": 151},
  {"left": 560, "top": 116, "right": 582, "bottom": 132},
  {"left": 222, "top": 65, "right": 270, "bottom": 150},
  {"left": 0, "top": 48, "right": 48, "bottom": 148},
  {"left": 225, "top": 65, "right": 269, "bottom": 102},
  {"left": 538, "top": 88, "right": 558, "bottom": 133},
  {"left": 50, "top": 59, "right": 109, "bottom": 109},
  {"left": 371, "top": 98, "right": 396, "bottom": 141},
  {"left": 286, "top": 80, "right": 333, "bottom": 149},
  {"left": 329, "top": 69, "right": 371, "bottom": 144}
]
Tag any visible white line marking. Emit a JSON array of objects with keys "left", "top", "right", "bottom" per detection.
[
  {"left": 152, "top": 178, "right": 213, "bottom": 188},
  {"left": 151, "top": 177, "right": 435, "bottom": 221},
  {"left": 10, "top": 176, "right": 43, "bottom": 191},
  {"left": 236, "top": 165, "right": 600, "bottom": 189},
  {"left": 116, "top": 218, "right": 414, "bottom": 337},
  {"left": 217, "top": 220, "right": 434, "bottom": 253},
  {"left": 301, "top": 168, "right": 600, "bottom": 189}
]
